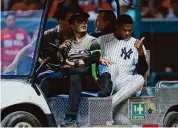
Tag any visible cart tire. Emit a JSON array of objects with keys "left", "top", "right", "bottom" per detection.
[
  {"left": 163, "top": 111, "right": 178, "bottom": 127},
  {"left": 1, "top": 111, "right": 41, "bottom": 127}
]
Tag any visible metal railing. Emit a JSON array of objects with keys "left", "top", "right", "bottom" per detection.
[{"left": 158, "top": 81, "right": 178, "bottom": 88}]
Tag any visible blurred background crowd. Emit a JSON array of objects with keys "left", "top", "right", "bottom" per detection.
[{"left": 1, "top": 0, "right": 178, "bottom": 19}]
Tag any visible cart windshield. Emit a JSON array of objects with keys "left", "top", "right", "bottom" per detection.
[{"left": 1, "top": 0, "right": 47, "bottom": 78}]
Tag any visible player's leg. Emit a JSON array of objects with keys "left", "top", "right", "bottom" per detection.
[{"left": 112, "top": 75, "right": 144, "bottom": 108}]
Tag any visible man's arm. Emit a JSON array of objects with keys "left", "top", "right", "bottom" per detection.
[
  {"left": 136, "top": 55, "right": 148, "bottom": 76},
  {"left": 4, "top": 26, "right": 59, "bottom": 73},
  {"left": 4, "top": 39, "right": 36, "bottom": 73},
  {"left": 82, "top": 39, "right": 101, "bottom": 65},
  {"left": 134, "top": 37, "right": 148, "bottom": 76}
]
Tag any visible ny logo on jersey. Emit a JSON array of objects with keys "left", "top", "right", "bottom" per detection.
[{"left": 120, "top": 47, "right": 133, "bottom": 60}]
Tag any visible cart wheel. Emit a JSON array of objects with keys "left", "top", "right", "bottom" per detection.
[
  {"left": 163, "top": 111, "right": 178, "bottom": 127},
  {"left": 1, "top": 111, "right": 41, "bottom": 127}
]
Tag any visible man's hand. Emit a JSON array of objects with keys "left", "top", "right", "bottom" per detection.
[
  {"left": 64, "top": 59, "right": 85, "bottom": 68},
  {"left": 135, "top": 37, "right": 145, "bottom": 56},
  {"left": 4, "top": 63, "right": 17, "bottom": 74},
  {"left": 59, "top": 40, "right": 71, "bottom": 50},
  {"left": 65, "top": 60, "right": 75, "bottom": 66},
  {"left": 100, "top": 57, "right": 112, "bottom": 66},
  {"left": 62, "top": 60, "right": 75, "bottom": 69}
]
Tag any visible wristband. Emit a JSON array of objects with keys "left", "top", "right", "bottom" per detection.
[{"left": 74, "top": 60, "right": 79, "bottom": 66}]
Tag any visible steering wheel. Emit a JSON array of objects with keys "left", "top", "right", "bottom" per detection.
[
  {"left": 49, "top": 43, "right": 66, "bottom": 64},
  {"left": 38, "top": 43, "right": 66, "bottom": 70}
]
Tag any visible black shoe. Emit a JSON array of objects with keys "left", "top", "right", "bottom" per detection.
[{"left": 60, "top": 116, "right": 76, "bottom": 127}]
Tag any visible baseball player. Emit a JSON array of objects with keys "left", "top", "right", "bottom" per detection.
[{"left": 98, "top": 14, "right": 148, "bottom": 108}]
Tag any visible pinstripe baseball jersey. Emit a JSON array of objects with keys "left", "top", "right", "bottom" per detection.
[{"left": 98, "top": 33, "right": 140, "bottom": 82}]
